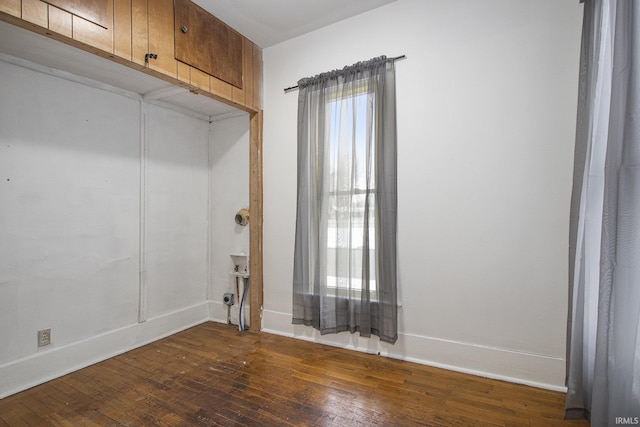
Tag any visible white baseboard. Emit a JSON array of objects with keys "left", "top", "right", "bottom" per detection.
[
  {"left": 261, "top": 309, "right": 567, "bottom": 392},
  {"left": 208, "top": 300, "right": 227, "bottom": 323},
  {"left": 0, "top": 302, "right": 210, "bottom": 399},
  {"left": 0, "top": 304, "right": 567, "bottom": 400}
]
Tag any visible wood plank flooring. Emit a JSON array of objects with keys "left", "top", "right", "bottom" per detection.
[{"left": 0, "top": 322, "right": 589, "bottom": 426}]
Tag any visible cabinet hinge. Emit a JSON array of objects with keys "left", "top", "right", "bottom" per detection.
[{"left": 144, "top": 53, "right": 158, "bottom": 63}]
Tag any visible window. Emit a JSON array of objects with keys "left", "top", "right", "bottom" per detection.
[{"left": 325, "top": 92, "right": 377, "bottom": 295}]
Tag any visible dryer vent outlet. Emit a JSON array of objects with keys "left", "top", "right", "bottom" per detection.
[{"left": 223, "top": 293, "right": 235, "bottom": 306}]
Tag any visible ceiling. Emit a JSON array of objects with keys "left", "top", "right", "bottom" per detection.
[{"left": 193, "top": 0, "right": 398, "bottom": 48}]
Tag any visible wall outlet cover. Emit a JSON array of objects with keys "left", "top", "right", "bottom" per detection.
[{"left": 37, "top": 329, "right": 51, "bottom": 347}]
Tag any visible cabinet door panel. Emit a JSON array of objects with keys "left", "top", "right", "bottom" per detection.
[
  {"left": 148, "top": 0, "right": 177, "bottom": 77},
  {"left": 44, "top": 0, "right": 109, "bottom": 28},
  {"left": 174, "top": 0, "right": 243, "bottom": 89},
  {"left": 49, "top": 5, "right": 72, "bottom": 37},
  {"left": 0, "top": 0, "right": 21, "bottom": 17},
  {"left": 114, "top": 0, "right": 132, "bottom": 60},
  {"left": 22, "top": 0, "right": 48, "bottom": 27},
  {"left": 72, "top": 13, "right": 113, "bottom": 52},
  {"left": 131, "top": 0, "right": 148, "bottom": 66}
]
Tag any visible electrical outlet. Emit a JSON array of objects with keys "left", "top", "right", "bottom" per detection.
[{"left": 37, "top": 329, "right": 51, "bottom": 347}]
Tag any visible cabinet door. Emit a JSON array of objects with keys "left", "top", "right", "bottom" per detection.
[
  {"left": 131, "top": 0, "right": 148, "bottom": 66},
  {"left": 43, "top": 0, "right": 109, "bottom": 28},
  {"left": 148, "top": 0, "right": 177, "bottom": 77},
  {"left": 174, "top": 0, "right": 243, "bottom": 89},
  {"left": 0, "top": 0, "right": 21, "bottom": 17}
]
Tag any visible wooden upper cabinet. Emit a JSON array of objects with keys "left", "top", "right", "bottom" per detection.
[
  {"left": 174, "top": 0, "right": 243, "bottom": 89},
  {"left": 0, "top": 0, "right": 262, "bottom": 111},
  {"left": 43, "top": 0, "right": 109, "bottom": 28}
]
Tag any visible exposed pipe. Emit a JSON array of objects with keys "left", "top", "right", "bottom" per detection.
[{"left": 238, "top": 277, "right": 249, "bottom": 331}]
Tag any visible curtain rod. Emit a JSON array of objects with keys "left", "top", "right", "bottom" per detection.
[{"left": 283, "top": 55, "right": 406, "bottom": 93}]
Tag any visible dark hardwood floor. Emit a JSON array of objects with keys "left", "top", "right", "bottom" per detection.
[{"left": 0, "top": 322, "right": 588, "bottom": 426}]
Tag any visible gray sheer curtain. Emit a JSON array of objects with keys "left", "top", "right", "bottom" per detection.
[
  {"left": 292, "top": 56, "right": 398, "bottom": 344},
  {"left": 566, "top": 1, "right": 640, "bottom": 424}
]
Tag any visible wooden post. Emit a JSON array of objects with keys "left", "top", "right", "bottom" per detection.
[{"left": 249, "top": 110, "right": 263, "bottom": 332}]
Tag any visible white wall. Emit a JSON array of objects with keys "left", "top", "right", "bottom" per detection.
[
  {"left": 0, "top": 60, "right": 215, "bottom": 398},
  {"left": 208, "top": 113, "right": 251, "bottom": 325},
  {"left": 262, "top": 0, "right": 583, "bottom": 389},
  {"left": 144, "top": 105, "right": 210, "bottom": 319},
  {"left": 0, "top": 60, "right": 141, "bottom": 364}
]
